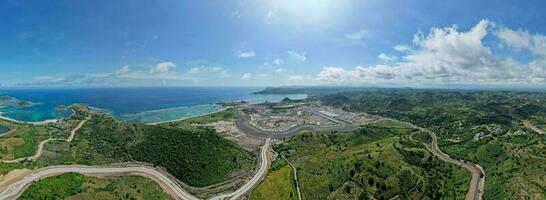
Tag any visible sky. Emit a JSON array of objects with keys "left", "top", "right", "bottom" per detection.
[{"left": 1, "top": 0, "right": 546, "bottom": 88}]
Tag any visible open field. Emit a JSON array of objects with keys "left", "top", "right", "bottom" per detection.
[
  {"left": 19, "top": 172, "right": 172, "bottom": 200},
  {"left": 249, "top": 165, "right": 297, "bottom": 200}
]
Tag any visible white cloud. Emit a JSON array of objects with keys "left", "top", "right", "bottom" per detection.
[
  {"left": 497, "top": 27, "right": 546, "bottom": 57},
  {"left": 287, "top": 50, "right": 307, "bottom": 62},
  {"left": 112, "top": 62, "right": 194, "bottom": 81},
  {"left": 345, "top": 30, "right": 370, "bottom": 40},
  {"left": 150, "top": 62, "right": 176, "bottom": 74},
  {"left": 241, "top": 73, "right": 252, "bottom": 80},
  {"left": 219, "top": 70, "right": 231, "bottom": 78},
  {"left": 316, "top": 19, "right": 546, "bottom": 85},
  {"left": 378, "top": 53, "right": 397, "bottom": 62},
  {"left": 289, "top": 75, "right": 310, "bottom": 82},
  {"left": 238, "top": 51, "right": 255, "bottom": 58},
  {"left": 187, "top": 66, "right": 223, "bottom": 74},
  {"left": 275, "top": 68, "right": 285, "bottom": 73},
  {"left": 317, "top": 67, "right": 358, "bottom": 83},
  {"left": 115, "top": 65, "right": 131, "bottom": 76},
  {"left": 394, "top": 45, "right": 411, "bottom": 52},
  {"left": 273, "top": 58, "right": 284, "bottom": 65}
]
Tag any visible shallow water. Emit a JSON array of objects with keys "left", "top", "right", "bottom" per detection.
[
  {"left": 0, "top": 87, "right": 305, "bottom": 123},
  {"left": 0, "top": 125, "right": 9, "bottom": 134}
]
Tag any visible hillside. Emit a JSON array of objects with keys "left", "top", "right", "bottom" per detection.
[
  {"left": 319, "top": 90, "right": 546, "bottom": 199},
  {"left": 272, "top": 123, "right": 470, "bottom": 199},
  {"left": 33, "top": 108, "right": 256, "bottom": 187}
]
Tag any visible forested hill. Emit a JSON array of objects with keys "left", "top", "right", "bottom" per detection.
[{"left": 72, "top": 109, "right": 256, "bottom": 187}]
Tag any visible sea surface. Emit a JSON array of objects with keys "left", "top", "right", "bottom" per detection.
[
  {"left": 0, "top": 125, "right": 9, "bottom": 134},
  {"left": 0, "top": 87, "right": 305, "bottom": 124}
]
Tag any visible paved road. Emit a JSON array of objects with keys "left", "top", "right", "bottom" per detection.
[
  {"left": 374, "top": 118, "right": 485, "bottom": 200},
  {"left": 212, "top": 138, "right": 271, "bottom": 200},
  {"left": 0, "top": 118, "right": 88, "bottom": 164},
  {"left": 428, "top": 130, "right": 484, "bottom": 200},
  {"left": 0, "top": 107, "right": 488, "bottom": 200},
  {"left": 0, "top": 136, "right": 271, "bottom": 200},
  {"left": 0, "top": 165, "right": 199, "bottom": 200},
  {"left": 235, "top": 108, "right": 358, "bottom": 139}
]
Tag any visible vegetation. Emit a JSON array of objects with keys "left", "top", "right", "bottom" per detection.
[
  {"left": 19, "top": 172, "right": 172, "bottom": 200},
  {"left": 318, "top": 89, "right": 546, "bottom": 199},
  {"left": 160, "top": 107, "right": 237, "bottom": 129},
  {"left": 0, "top": 120, "right": 80, "bottom": 160},
  {"left": 32, "top": 107, "right": 255, "bottom": 187},
  {"left": 249, "top": 165, "right": 298, "bottom": 200},
  {"left": 130, "top": 126, "right": 255, "bottom": 187},
  {"left": 273, "top": 124, "right": 470, "bottom": 200}
]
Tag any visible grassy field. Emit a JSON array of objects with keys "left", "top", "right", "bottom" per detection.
[
  {"left": 160, "top": 108, "right": 236, "bottom": 128},
  {"left": 249, "top": 165, "right": 297, "bottom": 200},
  {"left": 19, "top": 172, "right": 172, "bottom": 200},
  {"left": 273, "top": 125, "right": 470, "bottom": 200}
]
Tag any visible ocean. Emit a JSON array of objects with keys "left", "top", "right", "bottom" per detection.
[{"left": 0, "top": 87, "right": 305, "bottom": 124}]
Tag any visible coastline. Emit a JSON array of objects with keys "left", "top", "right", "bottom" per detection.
[
  {"left": 0, "top": 114, "right": 60, "bottom": 125},
  {"left": 146, "top": 106, "right": 229, "bottom": 125},
  {"left": 0, "top": 108, "right": 75, "bottom": 125},
  {"left": 0, "top": 93, "right": 307, "bottom": 125},
  {"left": 146, "top": 94, "right": 308, "bottom": 125}
]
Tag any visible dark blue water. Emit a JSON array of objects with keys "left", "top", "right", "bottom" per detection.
[{"left": 0, "top": 87, "right": 305, "bottom": 123}]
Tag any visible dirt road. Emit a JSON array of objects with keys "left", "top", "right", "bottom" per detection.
[{"left": 0, "top": 118, "right": 88, "bottom": 164}]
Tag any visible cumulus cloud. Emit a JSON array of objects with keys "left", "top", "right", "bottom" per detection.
[
  {"left": 273, "top": 58, "right": 284, "bottom": 65},
  {"left": 275, "top": 68, "right": 285, "bottom": 73},
  {"left": 288, "top": 75, "right": 310, "bottom": 82},
  {"left": 187, "top": 66, "right": 223, "bottom": 74},
  {"left": 497, "top": 27, "right": 546, "bottom": 57},
  {"left": 394, "top": 45, "right": 411, "bottom": 52},
  {"left": 316, "top": 19, "right": 546, "bottom": 85},
  {"left": 150, "top": 62, "right": 176, "bottom": 74},
  {"left": 241, "top": 73, "right": 252, "bottom": 80},
  {"left": 238, "top": 51, "right": 255, "bottom": 58},
  {"left": 378, "top": 53, "right": 397, "bottom": 62},
  {"left": 288, "top": 50, "right": 307, "bottom": 62}
]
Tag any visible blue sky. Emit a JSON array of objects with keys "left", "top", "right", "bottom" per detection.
[{"left": 1, "top": 0, "right": 546, "bottom": 87}]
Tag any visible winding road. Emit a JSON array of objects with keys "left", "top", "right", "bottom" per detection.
[
  {"left": 211, "top": 138, "right": 271, "bottom": 200},
  {"left": 427, "top": 129, "right": 485, "bottom": 200},
  {"left": 400, "top": 119, "right": 484, "bottom": 200},
  {"left": 0, "top": 165, "right": 200, "bottom": 200},
  {"left": 0, "top": 106, "right": 487, "bottom": 200},
  {"left": 0, "top": 118, "right": 88, "bottom": 164},
  {"left": 235, "top": 107, "right": 358, "bottom": 139},
  {"left": 0, "top": 133, "right": 271, "bottom": 200}
]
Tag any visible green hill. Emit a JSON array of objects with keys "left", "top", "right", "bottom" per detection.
[{"left": 272, "top": 124, "right": 470, "bottom": 200}]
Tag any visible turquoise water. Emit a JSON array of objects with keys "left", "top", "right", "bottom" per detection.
[
  {"left": 0, "top": 125, "right": 9, "bottom": 134},
  {"left": 0, "top": 87, "right": 305, "bottom": 124}
]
